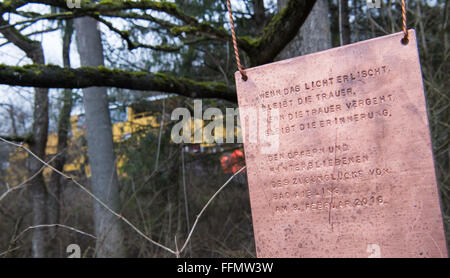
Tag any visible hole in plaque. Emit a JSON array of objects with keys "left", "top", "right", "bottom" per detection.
[{"left": 401, "top": 37, "right": 409, "bottom": 45}]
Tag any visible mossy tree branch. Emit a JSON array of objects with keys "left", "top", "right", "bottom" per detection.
[
  {"left": 0, "top": 64, "right": 237, "bottom": 103},
  {"left": 247, "top": 0, "right": 316, "bottom": 65}
]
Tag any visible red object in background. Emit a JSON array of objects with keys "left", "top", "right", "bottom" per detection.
[
  {"left": 221, "top": 149, "right": 245, "bottom": 174},
  {"left": 220, "top": 155, "right": 232, "bottom": 174}
]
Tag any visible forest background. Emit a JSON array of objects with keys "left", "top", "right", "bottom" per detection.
[{"left": 0, "top": 0, "right": 448, "bottom": 258}]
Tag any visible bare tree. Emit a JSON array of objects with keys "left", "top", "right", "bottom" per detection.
[
  {"left": 75, "top": 16, "right": 125, "bottom": 257},
  {"left": 0, "top": 18, "right": 49, "bottom": 258},
  {"left": 47, "top": 19, "right": 75, "bottom": 256}
]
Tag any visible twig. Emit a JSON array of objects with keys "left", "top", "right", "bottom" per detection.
[
  {"left": 174, "top": 235, "right": 180, "bottom": 258},
  {"left": 0, "top": 152, "right": 60, "bottom": 203},
  {"left": 367, "top": 12, "right": 389, "bottom": 35},
  {"left": 133, "top": 180, "right": 150, "bottom": 233},
  {"left": 155, "top": 98, "right": 165, "bottom": 171},
  {"left": 0, "top": 246, "right": 21, "bottom": 257},
  {"left": 11, "top": 224, "right": 96, "bottom": 243},
  {"left": 181, "top": 145, "right": 191, "bottom": 256},
  {"left": 178, "top": 166, "right": 246, "bottom": 255}
]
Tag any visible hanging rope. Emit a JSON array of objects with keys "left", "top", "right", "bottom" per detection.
[
  {"left": 226, "top": 0, "right": 247, "bottom": 81},
  {"left": 401, "top": 0, "right": 409, "bottom": 44}
]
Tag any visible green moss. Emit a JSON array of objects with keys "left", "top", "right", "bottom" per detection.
[
  {"left": 240, "top": 36, "right": 261, "bottom": 47},
  {"left": 150, "top": 1, "right": 178, "bottom": 11},
  {"left": 132, "top": 71, "right": 147, "bottom": 77},
  {"left": 21, "top": 64, "right": 46, "bottom": 75},
  {"left": 76, "top": 66, "right": 149, "bottom": 78},
  {"left": 63, "top": 68, "right": 76, "bottom": 79},
  {"left": 198, "top": 81, "right": 227, "bottom": 91},
  {"left": 98, "top": 0, "right": 114, "bottom": 4},
  {"left": 170, "top": 25, "right": 197, "bottom": 35},
  {"left": 96, "top": 0, "right": 178, "bottom": 12},
  {"left": 96, "top": 65, "right": 111, "bottom": 73},
  {"left": 154, "top": 72, "right": 171, "bottom": 83},
  {"left": 3, "top": 64, "right": 29, "bottom": 73}
]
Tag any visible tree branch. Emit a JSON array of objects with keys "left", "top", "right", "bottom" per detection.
[
  {"left": 0, "top": 64, "right": 237, "bottom": 102},
  {"left": 0, "top": 17, "right": 44, "bottom": 63},
  {"left": 247, "top": 0, "right": 317, "bottom": 65}
]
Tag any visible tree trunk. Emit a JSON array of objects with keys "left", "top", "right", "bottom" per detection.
[
  {"left": 47, "top": 19, "right": 74, "bottom": 257},
  {"left": 7, "top": 105, "right": 18, "bottom": 136},
  {"left": 252, "top": 0, "right": 266, "bottom": 34},
  {"left": 30, "top": 58, "right": 49, "bottom": 258},
  {"left": 339, "top": 0, "right": 351, "bottom": 45},
  {"left": 276, "top": 0, "right": 331, "bottom": 59},
  {"left": 0, "top": 17, "right": 50, "bottom": 258},
  {"left": 75, "top": 16, "right": 125, "bottom": 258},
  {"left": 30, "top": 89, "right": 49, "bottom": 259}
]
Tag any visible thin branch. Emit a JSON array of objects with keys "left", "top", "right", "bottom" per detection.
[
  {"left": 0, "top": 246, "right": 21, "bottom": 257},
  {"left": 11, "top": 224, "right": 96, "bottom": 243},
  {"left": 178, "top": 165, "right": 246, "bottom": 256},
  {"left": 155, "top": 98, "right": 165, "bottom": 171},
  {"left": 174, "top": 235, "right": 180, "bottom": 258},
  {"left": 95, "top": 16, "right": 182, "bottom": 52},
  {"left": 367, "top": 12, "right": 389, "bottom": 35},
  {"left": 0, "top": 151, "right": 60, "bottom": 203},
  {"left": 180, "top": 146, "right": 191, "bottom": 256},
  {"left": 0, "top": 27, "right": 59, "bottom": 48},
  {"left": 0, "top": 12, "right": 72, "bottom": 31}
]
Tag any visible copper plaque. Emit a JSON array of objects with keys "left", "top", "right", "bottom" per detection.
[{"left": 236, "top": 30, "right": 448, "bottom": 258}]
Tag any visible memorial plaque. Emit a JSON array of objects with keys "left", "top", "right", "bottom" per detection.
[{"left": 235, "top": 30, "right": 448, "bottom": 258}]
